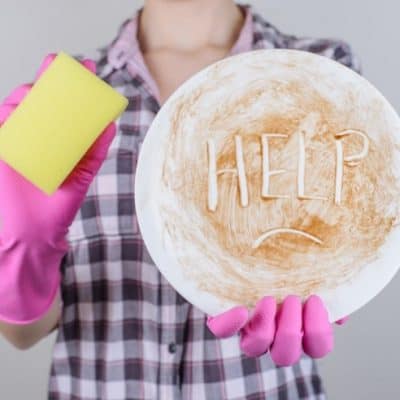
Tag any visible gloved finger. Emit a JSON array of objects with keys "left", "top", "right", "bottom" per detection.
[
  {"left": 335, "top": 316, "right": 349, "bottom": 325},
  {"left": 0, "top": 104, "right": 16, "bottom": 126},
  {"left": 302, "top": 295, "right": 333, "bottom": 358},
  {"left": 270, "top": 295, "right": 303, "bottom": 366},
  {"left": 2, "top": 84, "right": 33, "bottom": 106},
  {"left": 58, "top": 122, "right": 117, "bottom": 224},
  {"left": 34, "top": 53, "right": 57, "bottom": 81},
  {"left": 82, "top": 59, "right": 96, "bottom": 74},
  {"left": 206, "top": 306, "right": 249, "bottom": 338},
  {"left": 240, "top": 296, "right": 276, "bottom": 357},
  {"left": 71, "top": 122, "right": 117, "bottom": 187}
]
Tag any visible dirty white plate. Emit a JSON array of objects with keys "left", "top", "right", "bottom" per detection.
[{"left": 135, "top": 49, "right": 400, "bottom": 321}]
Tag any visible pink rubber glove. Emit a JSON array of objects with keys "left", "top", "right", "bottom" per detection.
[
  {"left": 0, "top": 54, "right": 116, "bottom": 324},
  {"left": 207, "top": 295, "right": 347, "bottom": 366}
]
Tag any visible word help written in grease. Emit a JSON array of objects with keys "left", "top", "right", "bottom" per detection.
[{"left": 207, "top": 127, "right": 369, "bottom": 248}]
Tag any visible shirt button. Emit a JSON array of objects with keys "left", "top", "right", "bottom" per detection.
[{"left": 168, "top": 343, "right": 177, "bottom": 354}]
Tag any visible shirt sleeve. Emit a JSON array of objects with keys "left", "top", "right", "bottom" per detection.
[{"left": 282, "top": 34, "right": 363, "bottom": 75}]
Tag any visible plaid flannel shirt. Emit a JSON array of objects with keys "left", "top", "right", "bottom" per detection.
[{"left": 49, "top": 4, "right": 361, "bottom": 399}]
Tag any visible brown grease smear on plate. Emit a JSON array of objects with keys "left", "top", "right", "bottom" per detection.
[{"left": 159, "top": 58, "right": 400, "bottom": 307}]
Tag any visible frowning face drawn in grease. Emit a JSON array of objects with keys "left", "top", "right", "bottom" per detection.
[{"left": 146, "top": 50, "right": 400, "bottom": 312}]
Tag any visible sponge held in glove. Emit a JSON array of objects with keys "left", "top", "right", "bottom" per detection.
[{"left": 0, "top": 51, "right": 128, "bottom": 195}]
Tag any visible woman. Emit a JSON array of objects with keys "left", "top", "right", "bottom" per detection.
[{"left": 0, "top": 1, "right": 360, "bottom": 399}]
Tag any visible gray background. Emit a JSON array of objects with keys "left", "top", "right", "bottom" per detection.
[{"left": 0, "top": 1, "right": 399, "bottom": 399}]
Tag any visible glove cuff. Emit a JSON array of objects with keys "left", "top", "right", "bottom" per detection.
[{"left": 0, "top": 235, "right": 68, "bottom": 324}]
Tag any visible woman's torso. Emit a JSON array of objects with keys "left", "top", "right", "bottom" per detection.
[{"left": 48, "top": 5, "right": 360, "bottom": 399}]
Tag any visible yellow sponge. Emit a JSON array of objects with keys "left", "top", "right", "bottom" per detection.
[{"left": 0, "top": 51, "right": 128, "bottom": 195}]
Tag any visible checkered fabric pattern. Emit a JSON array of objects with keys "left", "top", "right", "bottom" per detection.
[{"left": 48, "top": 4, "right": 361, "bottom": 399}]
